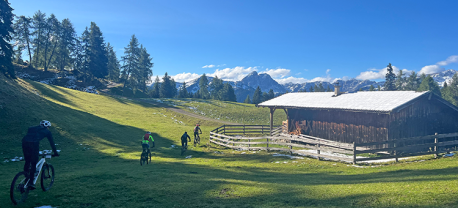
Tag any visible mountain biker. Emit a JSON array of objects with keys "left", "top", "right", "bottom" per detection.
[
  {"left": 142, "top": 131, "right": 154, "bottom": 153},
  {"left": 181, "top": 132, "right": 191, "bottom": 149},
  {"left": 193, "top": 124, "right": 202, "bottom": 142},
  {"left": 22, "top": 120, "right": 59, "bottom": 189}
]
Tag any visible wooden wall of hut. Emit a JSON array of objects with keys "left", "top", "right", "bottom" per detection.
[
  {"left": 288, "top": 109, "right": 389, "bottom": 144},
  {"left": 388, "top": 96, "right": 458, "bottom": 141}
]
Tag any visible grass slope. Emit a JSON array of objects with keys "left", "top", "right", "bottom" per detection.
[{"left": 1, "top": 74, "right": 458, "bottom": 208}]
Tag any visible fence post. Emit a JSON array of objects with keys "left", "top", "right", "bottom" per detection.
[
  {"left": 266, "top": 137, "right": 269, "bottom": 152},
  {"left": 316, "top": 142, "right": 320, "bottom": 161},
  {"left": 262, "top": 125, "right": 264, "bottom": 134},
  {"left": 289, "top": 137, "right": 293, "bottom": 156},
  {"left": 353, "top": 142, "right": 356, "bottom": 165},
  {"left": 434, "top": 133, "right": 438, "bottom": 158},
  {"left": 243, "top": 124, "right": 245, "bottom": 135},
  {"left": 223, "top": 125, "right": 226, "bottom": 135},
  {"left": 394, "top": 141, "right": 398, "bottom": 162},
  {"left": 249, "top": 139, "right": 251, "bottom": 149}
]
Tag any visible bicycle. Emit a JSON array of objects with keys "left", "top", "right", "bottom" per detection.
[
  {"left": 140, "top": 147, "right": 151, "bottom": 166},
  {"left": 10, "top": 152, "right": 56, "bottom": 205},
  {"left": 194, "top": 133, "right": 201, "bottom": 147}
]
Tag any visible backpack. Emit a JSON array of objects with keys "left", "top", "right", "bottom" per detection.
[
  {"left": 144, "top": 134, "right": 150, "bottom": 140},
  {"left": 194, "top": 126, "right": 199, "bottom": 132}
]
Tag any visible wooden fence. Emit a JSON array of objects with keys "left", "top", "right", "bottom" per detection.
[{"left": 209, "top": 125, "right": 458, "bottom": 164}]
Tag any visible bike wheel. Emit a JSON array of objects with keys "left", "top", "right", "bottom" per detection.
[
  {"left": 148, "top": 152, "right": 152, "bottom": 164},
  {"left": 140, "top": 153, "right": 146, "bottom": 166},
  {"left": 41, "top": 163, "right": 55, "bottom": 191},
  {"left": 194, "top": 138, "right": 197, "bottom": 147},
  {"left": 198, "top": 136, "right": 201, "bottom": 145},
  {"left": 10, "top": 172, "right": 30, "bottom": 205}
]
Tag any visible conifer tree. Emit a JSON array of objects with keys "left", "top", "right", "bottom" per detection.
[
  {"left": 87, "top": 22, "right": 108, "bottom": 79},
  {"left": 244, "top": 95, "right": 251, "bottom": 104},
  {"left": 0, "top": 0, "right": 15, "bottom": 78},
  {"left": 160, "top": 72, "right": 176, "bottom": 98},
  {"left": 13, "top": 15, "right": 33, "bottom": 66},
  {"left": 309, "top": 85, "right": 314, "bottom": 92},
  {"left": 178, "top": 82, "right": 188, "bottom": 98},
  {"left": 377, "top": 85, "right": 381, "bottom": 91},
  {"left": 405, "top": 71, "right": 420, "bottom": 91},
  {"left": 31, "top": 10, "right": 46, "bottom": 67},
  {"left": 417, "top": 75, "right": 441, "bottom": 97},
  {"left": 106, "top": 42, "right": 120, "bottom": 82},
  {"left": 121, "top": 34, "right": 140, "bottom": 93},
  {"left": 252, "top": 86, "right": 262, "bottom": 104},
  {"left": 198, "top": 74, "right": 210, "bottom": 99},
  {"left": 318, "top": 83, "right": 325, "bottom": 92},
  {"left": 220, "top": 83, "right": 236, "bottom": 102},
  {"left": 137, "top": 45, "right": 153, "bottom": 92},
  {"left": 209, "top": 76, "right": 223, "bottom": 100},
  {"left": 268, "top": 89, "right": 275, "bottom": 100},
  {"left": 42, "top": 14, "right": 60, "bottom": 71},
  {"left": 326, "top": 85, "right": 332, "bottom": 92},
  {"left": 446, "top": 73, "right": 458, "bottom": 106},
  {"left": 369, "top": 85, "right": 375, "bottom": 91},
  {"left": 56, "top": 18, "right": 76, "bottom": 71},
  {"left": 150, "top": 76, "right": 160, "bottom": 98},
  {"left": 395, "top": 69, "right": 406, "bottom": 90},
  {"left": 384, "top": 63, "right": 396, "bottom": 91}
]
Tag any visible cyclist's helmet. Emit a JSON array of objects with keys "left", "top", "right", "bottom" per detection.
[
  {"left": 40, "top": 120, "right": 51, "bottom": 128},
  {"left": 185, "top": 132, "right": 187, "bottom": 134},
  {"left": 147, "top": 131, "right": 151, "bottom": 134},
  {"left": 196, "top": 124, "right": 200, "bottom": 126}
]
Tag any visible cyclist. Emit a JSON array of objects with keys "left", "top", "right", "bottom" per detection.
[
  {"left": 181, "top": 132, "right": 191, "bottom": 149},
  {"left": 22, "top": 120, "right": 59, "bottom": 189},
  {"left": 193, "top": 124, "right": 202, "bottom": 143},
  {"left": 141, "top": 131, "right": 154, "bottom": 154}
]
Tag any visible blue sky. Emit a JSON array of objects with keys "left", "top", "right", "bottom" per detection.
[{"left": 11, "top": 0, "right": 458, "bottom": 84}]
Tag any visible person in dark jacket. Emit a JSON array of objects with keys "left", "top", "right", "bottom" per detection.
[
  {"left": 181, "top": 132, "right": 191, "bottom": 149},
  {"left": 22, "top": 120, "right": 59, "bottom": 189}
]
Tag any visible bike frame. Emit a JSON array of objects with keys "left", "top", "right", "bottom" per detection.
[{"left": 27, "top": 155, "right": 51, "bottom": 186}]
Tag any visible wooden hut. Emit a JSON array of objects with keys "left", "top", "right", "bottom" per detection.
[{"left": 258, "top": 89, "right": 458, "bottom": 145}]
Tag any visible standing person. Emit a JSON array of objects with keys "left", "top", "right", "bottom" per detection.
[
  {"left": 181, "top": 132, "right": 191, "bottom": 149},
  {"left": 193, "top": 124, "right": 202, "bottom": 142},
  {"left": 22, "top": 120, "right": 59, "bottom": 189}
]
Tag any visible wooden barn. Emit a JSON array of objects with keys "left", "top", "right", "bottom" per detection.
[{"left": 258, "top": 87, "right": 458, "bottom": 146}]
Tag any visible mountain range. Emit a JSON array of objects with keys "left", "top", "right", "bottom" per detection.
[{"left": 170, "top": 69, "right": 457, "bottom": 103}]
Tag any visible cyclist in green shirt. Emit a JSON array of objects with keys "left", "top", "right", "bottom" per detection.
[{"left": 141, "top": 131, "right": 154, "bottom": 152}]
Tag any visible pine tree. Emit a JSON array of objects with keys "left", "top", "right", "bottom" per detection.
[
  {"left": 221, "top": 83, "right": 236, "bottom": 102},
  {"left": 268, "top": 89, "right": 275, "bottom": 100},
  {"left": 150, "top": 76, "right": 160, "bottom": 98},
  {"left": 405, "top": 71, "right": 420, "bottom": 91},
  {"left": 262, "top": 92, "right": 268, "bottom": 102},
  {"left": 446, "top": 73, "right": 458, "bottom": 106},
  {"left": 244, "top": 95, "right": 251, "bottom": 104},
  {"left": 252, "top": 86, "right": 262, "bottom": 104},
  {"left": 56, "top": 18, "right": 76, "bottom": 72},
  {"left": 369, "top": 85, "right": 375, "bottom": 91},
  {"left": 178, "top": 81, "right": 188, "bottom": 98},
  {"left": 13, "top": 15, "right": 33, "bottom": 66},
  {"left": 42, "top": 14, "right": 60, "bottom": 71},
  {"left": 417, "top": 75, "right": 441, "bottom": 97},
  {"left": 309, "top": 85, "right": 314, "bottom": 92},
  {"left": 121, "top": 34, "right": 140, "bottom": 94},
  {"left": 209, "top": 76, "right": 223, "bottom": 100},
  {"left": 384, "top": 63, "right": 396, "bottom": 91},
  {"left": 442, "top": 81, "right": 451, "bottom": 102},
  {"left": 377, "top": 85, "right": 381, "bottom": 91},
  {"left": 87, "top": 22, "right": 108, "bottom": 79},
  {"left": 199, "top": 74, "right": 210, "bottom": 99},
  {"left": 318, "top": 83, "right": 325, "bottom": 92},
  {"left": 31, "top": 10, "right": 46, "bottom": 68},
  {"left": 137, "top": 45, "right": 153, "bottom": 92},
  {"left": 326, "top": 85, "right": 332, "bottom": 92},
  {"left": 0, "top": 0, "right": 15, "bottom": 78},
  {"left": 160, "top": 72, "right": 176, "bottom": 98},
  {"left": 395, "top": 69, "right": 406, "bottom": 90},
  {"left": 106, "top": 42, "right": 120, "bottom": 82}
]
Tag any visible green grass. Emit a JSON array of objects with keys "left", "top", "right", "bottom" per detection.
[
  {"left": 1, "top": 74, "right": 458, "bottom": 208},
  {"left": 141, "top": 98, "right": 286, "bottom": 126}
]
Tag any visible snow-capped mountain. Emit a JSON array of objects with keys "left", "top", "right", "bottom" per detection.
[
  {"left": 430, "top": 69, "right": 457, "bottom": 87},
  {"left": 166, "top": 69, "right": 457, "bottom": 103}
]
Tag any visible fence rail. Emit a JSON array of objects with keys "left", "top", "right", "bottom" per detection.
[{"left": 209, "top": 125, "right": 458, "bottom": 164}]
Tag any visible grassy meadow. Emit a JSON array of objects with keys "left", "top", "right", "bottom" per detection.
[{"left": 1, "top": 75, "right": 458, "bottom": 208}]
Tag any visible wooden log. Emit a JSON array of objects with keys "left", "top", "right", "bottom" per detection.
[
  {"left": 353, "top": 142, "right": 356, "bottom": 165},
  {"left": 434, "top": 133, "right": 438, "bottom": 159}
]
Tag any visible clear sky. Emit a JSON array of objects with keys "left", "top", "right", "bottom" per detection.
[{"left": 10, "top": 0, "right": 458, "bottom": 84}]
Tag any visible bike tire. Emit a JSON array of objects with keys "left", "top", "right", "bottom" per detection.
[
  {"left": 148, "top": 151, "right": 152, "bottom": 164},
  {"left": 198, "top": 135, "right": 201, "bottom": 145},
  {"left": 10, "top": 172, "right": 29, "bottom": 205},
  {"left": 41, "top": 163, "right": 55, "bottom": 191},
  {"left": 140, "top": 153, "right": 146, "bottom": 166}
]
